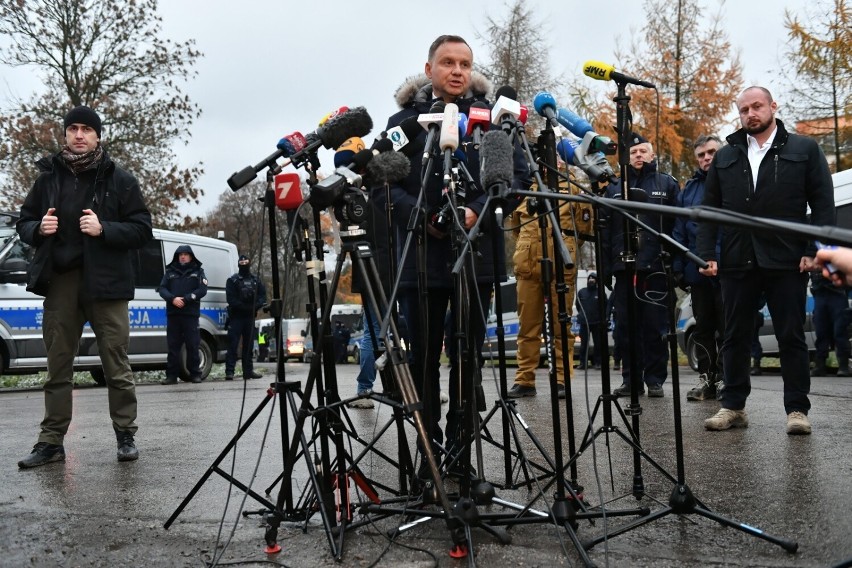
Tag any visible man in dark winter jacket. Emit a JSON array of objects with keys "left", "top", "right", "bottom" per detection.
[
  {"left": 225, "top": 254, "right": 267, "bottom": 380},
  {"left": 16, "top": 105, "right": 152, "bottom": 468},
  {"left": 158, "top": 245, "right": 208, "bottom": 384},
  {"left": 673, "top": 135, "right": 725, "bottom": 401},
  {"left": 698, "top": 86, "right": 834, "bottom": 435},
  {"left": 382, "top": 34, "right": 530, "bottom": 466},
  {"left": 601, "top": 132, "right": 679, "bottom": 398},
  {"left": 575, "top": 272, "right": 602, "bottom": 370}
]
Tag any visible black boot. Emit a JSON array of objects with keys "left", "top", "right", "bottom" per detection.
[
  {"left": 837, "top": 356, "right": 850, "bottom": 377},
  {"left": 116, "top": 431, "right": 139, "bottom": 462},
  {"left": 750, "top": 359, "right": 762, "bottom": 376},
  {"left": 811, "top": 358, "right": 827, "bottom": 377}
]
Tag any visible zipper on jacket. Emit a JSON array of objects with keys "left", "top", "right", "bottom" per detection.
[{"left": 774, "top": 154, "right": 778, "bottom": 184}]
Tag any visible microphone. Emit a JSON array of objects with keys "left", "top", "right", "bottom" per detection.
[
  {"left": 491, "top": 86, "right": 522, "bottom": 130},
  {"left": 227, "top": 106, "right": 372, "bottom": 191},
  {"left": 466, "top": 101, "right": 491, "bottom": 150},
  {"left": 274, "top": 172, "right": 304, "bottom": 211},
  {"left": 439, "top": 103, "right": 460, "bottom": 152},
  {"left": 318, "top": 106, "right": 349, "bottom": 126},
  {"left": 276, "top": 132, "right": 308, "bottom": 156},
  {"left": 556, "top": 138, "right": 617, "bottom": 185},
  {"left": 555, "top": 107, "right": 617, "bottom": 155},
  {"left": 582, "top": 60, "right": 656, "bottom": 89},
  {"left": 480, "top": 130, "right": 514, "bottom": 227},
  {"left": 418, "top": 100, "right": 447, "bottom": 165},
  {"left": 532, "top": 91, "right": 560, "bottom": 128},
  {"left": 366, "top": 151, "right": 411, "bottom": 186},
  {"left": 385, "top": 116, "right": 422, "bottom": 157},
  {"left": 333, "top": 137, "right": 365, "bottom": 167},
  {"left": 369, "top": 137, "right": 394, "bottom": 154}
]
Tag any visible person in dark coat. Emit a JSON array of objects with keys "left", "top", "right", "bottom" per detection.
[
  {"left": 225, "top": 254, "right": 267, "bottom": 380},
  {"left": 16, "top": 105, "right": 152, "bottom": 468},
  {"left": 698, "top": 86, "right": 835, "bottom": 435},
  {"left": 575, "top": 272, "right": 602, "bottom": 369},
  {"left": 600, "top": 132, "right": 680, "bottom": 398},
  {"left": 673, "top": 135, "right": 726, "bottom": 401},
  {"left": 158, "top": 245, "right": 208, "bottom": 384},
  {"left": 382, "top": 34, "right": 531, "bottom": 462}
]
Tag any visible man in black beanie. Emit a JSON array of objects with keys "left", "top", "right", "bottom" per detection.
[
  {"left": 225, "top": 254, "right": 267, "bottom": 380},
  {"left": 16, "top": 105, "right": 153, "bottom": 468}
]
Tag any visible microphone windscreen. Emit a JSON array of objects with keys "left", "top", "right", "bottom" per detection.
[
  {"left": 556, "top": 138, "right": 578, "bottom": 163},
  {"left": 319, "top": 106, "right": 373, "bottom": 149},
  {"left": 366, "top": 151, "right": 411, "bottom": 185},
  {"left": 334, "top": 137, "right": 365, "bottom": 167},
  {"left": 533, "top": 91, "right": 557, "bottom": 116},
  {"left": 480, "top": 130, "right": 514, "bottom": 188},
  {"left": 371, "top": 137, "right": 394, "bottom": 154},
  {"left": 494, "top": 85, "right": 518, "bottom": 102},
  {"left": 429, "top": 100, "right": 447, "bottom": 114},
  {"left": 350, "top": 149, "right": 374, "bottom": 172}
]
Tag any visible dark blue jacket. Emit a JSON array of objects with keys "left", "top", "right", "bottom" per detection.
[
  {"left": 696, "top": 120, "right": 835, "bottom": 272},
  {"left": 158, "top": 245, "right": 207, "bottom": 317},
  {"left": 383, "top": 73, "right": 531, "bottom": 288},
  {"left": 17, "top": 149, "right": 153, "bottom": 299},
  {"left": 226, "top": 269, "right": 267, "bottom": 318},
  {"left": 600, "top": 159, "right": 680, "bottom": 278},
  {"left": 673, "top": 168, "right": 720, "bottom": 285}
]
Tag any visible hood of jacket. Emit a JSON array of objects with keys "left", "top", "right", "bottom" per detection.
[
  {"left": 168, "top": 244, "right": 202, "bottom": 268},
  {"left": 393, "top": 71, "right": 492, "bottom": 109}
]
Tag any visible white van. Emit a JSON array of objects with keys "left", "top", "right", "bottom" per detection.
[{"left": 0, "top": 213, "right": 238, "bottom": 384}]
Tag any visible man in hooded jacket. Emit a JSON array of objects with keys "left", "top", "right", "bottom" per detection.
[{"left": 158, "top": 245, "right": 208, "bottom": 384}]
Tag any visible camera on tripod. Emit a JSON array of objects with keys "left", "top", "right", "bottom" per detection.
[{"left": 308, "top": 167, "right": 369, "bottom": 227}]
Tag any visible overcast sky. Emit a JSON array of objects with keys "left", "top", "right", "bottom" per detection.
[{"left": 2, "top": 0, "right": 807, "bottom": 216}]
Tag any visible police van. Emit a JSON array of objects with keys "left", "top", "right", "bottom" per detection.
[{"left": 0, "top": 213, "right": 238, "bottom": 384}]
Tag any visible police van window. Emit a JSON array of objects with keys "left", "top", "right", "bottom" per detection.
[
  {"left": 202, "top": 248, "right": 233, "bottom": 290},
  {"left": 134, "top": 239, "right": 164, "bottom": 288}
]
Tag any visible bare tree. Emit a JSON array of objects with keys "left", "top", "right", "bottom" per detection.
[
  {"left": 782, "top": 0, "right": 852, "bottom": 172},
  {"left": 595, "top": 0, "right": 743, "bottom": 180},
  {"left": 0, "top": 0, "right": 203, "bottom": 228}
]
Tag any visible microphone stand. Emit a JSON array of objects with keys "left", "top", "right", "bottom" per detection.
[{"left": 513, "top": 162, "right": 800, "bottom": 554}]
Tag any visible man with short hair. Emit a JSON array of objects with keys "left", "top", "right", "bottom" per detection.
[
  {"left": 16, "top": 105, "right": 153, "bottom": 468},
  {"left": 698, "top": 86, "right": 834, "bottom": 435},
  {"left": 673, "top": 135, "right": 725, "bottom": 401},
  {"left": 601, "top": 132, "right": 680, "bottom": 398},
  {"left": 158, "top": 245, "right": 208, "bottom": 384},
  {"left": 225, "top": 254, "right": 267, "bottom": 381}
]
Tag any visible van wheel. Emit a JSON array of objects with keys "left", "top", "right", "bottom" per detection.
[
  {"left": 685, "top": 332, "right": 700, "bottom": 372},
  {"left": 179, "top": 340, "right": 214, "bottom": 382},
  {"left": 90, "top": 368, "right": 107, "bottom": 387}
]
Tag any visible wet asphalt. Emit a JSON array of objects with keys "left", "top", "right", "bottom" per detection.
[{"left": 1, "top": 361, "right": 851, "bottom": 568}]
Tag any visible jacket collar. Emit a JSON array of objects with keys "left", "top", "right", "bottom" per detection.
[{"left": 393, "top": 72, "right": 492, "bottom": 110}]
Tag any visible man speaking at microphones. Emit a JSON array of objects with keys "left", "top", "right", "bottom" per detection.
[{"left": 380, "top": 35, "right": 530, "bottom": 478}]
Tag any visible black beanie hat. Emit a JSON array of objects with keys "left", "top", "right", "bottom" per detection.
[{"left": 63, "top": 106, "right": 102, "bottom": 138}]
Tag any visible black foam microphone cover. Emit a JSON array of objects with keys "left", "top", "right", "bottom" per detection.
[
  {"left": 480, "top": 130, "right": 514, "bottom": 189},
  {"left": 318, "top": 106, "right": 373, "bottom": 149},
  {"left": 366, "top": 152, "right": 411, "bottom": 185},
  {"left": 494, "top": 85, "right": 518, "bottom": 102}
]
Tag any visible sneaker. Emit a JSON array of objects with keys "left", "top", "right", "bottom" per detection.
[
  {"left": 224, "top": 375, "right": 234, "bottom": 381},
  {"left": 750, "top": 365, "right": 762, "bottom": 376},
  {"left": 507, "top": 384, "right": 537, "bottom": 398},
  {"left": 714, "top": 378, "right": 725, "bottom": 400},
  {"left": 786, "top": 411, "right": 812, "bottom": 435},
  {"left": 18, "top": 442, "right": 65, "bottom": 469},
  {"left": 557, "top": 384, "right": 566, "bottom": 399},
  {"left": 116, "top": 431, "right": 139, "bottom": 462},
  {"left": 347, "top": 391, "right": 375, "bottom": 409},
  {"left": 704, "top": 408, "right": 749, "bottom": 430},
  {"left": 647, "top": 384, "right": 664, "bottom": 398},
  {"left": 160, "top": 377, "right": 178, "bottom": 385},
  {"left": 686, "top": 374, "right": 716, "bottom": 401},
  {"left": 190, "top": 376, "right": 202, "bottom": 384},
  {"left": 440, "top": 391, "right": 449, "bottom": 403},
  {"left": 613, "top": 383, "right": 643, "bottom": 397}
]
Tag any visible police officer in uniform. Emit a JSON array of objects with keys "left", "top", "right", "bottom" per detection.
[{"left": 225, "top": 254, "right": 267, "bottom": 380}]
